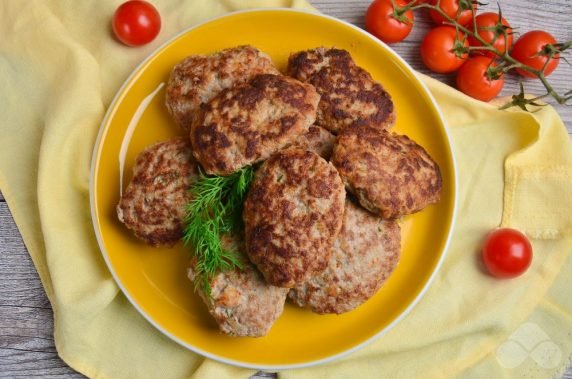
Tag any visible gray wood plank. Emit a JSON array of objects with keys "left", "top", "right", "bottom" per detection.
[{"left": 0, "top": 202, "right": 84, "bottom": 378}]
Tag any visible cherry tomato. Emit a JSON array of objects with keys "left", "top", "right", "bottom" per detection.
[
  {"left": 468, "top": 13, "right": 513, "bottom": 56},
  {"left": 112, "top": 0, "right": 161, "bottom": 47},
  {"left": 365, "top": 0, "right": 414, "bottom": 44},
  {"left": 456, "top": 57, "right": 504, "bottom": 101},
  {"left": 420, "top": 26, "right": 468, "bottom": 73},
  {"left": 482, "top": 228, "right": 533, "bottom": 279},
  {"left": 429, "top": 0, "right": 476, "bottom": 26},
  {"left": 511, "top": 30, "right": 560, "bottom": 78}
]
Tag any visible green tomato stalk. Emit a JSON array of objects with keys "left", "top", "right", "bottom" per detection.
[{"left": 392, "top": 0, "right": 572, "bottom": 109}]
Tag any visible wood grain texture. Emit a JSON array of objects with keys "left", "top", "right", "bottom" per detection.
[
  {"left": 313, "top": 0, "right": 572, "bottom": 131},
  {"left": 0, "top": 202, "right": 84, "bottom": 378},
  {"left": 1, "top": 0, "right": 571, "bottom": 377}
]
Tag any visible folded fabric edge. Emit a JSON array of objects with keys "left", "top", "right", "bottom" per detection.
[
  {"left": 0, "top": 177, "right": 56, "bottom": 303},
  {"left": 501, "top": 105, "right": 572, "bottom": 237},
  {"left": 0, "top": 180, "right": 94, "bottom": 376},
  {"left": 498, "top": 104, "right": 572, "bottom": 376},
  {"left": 55, "top": 339, "right": 111, "bottom": 379},
  {"left": 417, "top": 76, "right": 572, "bottom": 377}
]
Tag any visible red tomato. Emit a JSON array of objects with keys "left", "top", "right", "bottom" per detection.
[
  {"left": 482, "top": 228, "right": 532, "bottom": 278},
  {"left": 420, "top": 26, "right": 468, "bottom": 73},
  {"left": 112, "top": 0, "right": 161, "bottom": 46},
  {"left": 429, "top": 0, "right": 476, "bottom": 26},
  {"left": 511, "top": 30, "right": 560, "bottom": 78},
  {"left": 468, "top": 13, "right": 513, "bottom": 56},
  {"left": 456, "top": 57, "right": 504, "bottom": 101},
  {"left": 365, "top": 0, "right": 414, "bottom": 44}
]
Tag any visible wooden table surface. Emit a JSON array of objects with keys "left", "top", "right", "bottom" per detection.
[{"left": 1, "top": 1, "right": 571, "bottom": 377}]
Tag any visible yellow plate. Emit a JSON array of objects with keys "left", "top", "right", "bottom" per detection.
[{"left": 90, "top": 9, "right": 457, "bottom": 370}]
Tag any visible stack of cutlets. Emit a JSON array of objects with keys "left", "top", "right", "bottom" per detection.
[{"left": 117, "top": 45, "right": 442, "bottom": 337}]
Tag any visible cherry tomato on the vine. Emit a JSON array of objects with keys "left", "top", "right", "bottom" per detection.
[
  {"left": 482, "top": 228, "right": 533, "bottom": 279},
  {"left": 456, "top": 57, "right": 504, "bottom": 101},
  {"left": 429, "top": 0, "right": 476, "bottom": 26},
  {"left": 511, "top": 30, "right": 560, "bottom": 78},
  {"left": 420, "top": 26, "right": 469, "bottom": 73},
  {"left": 468, "top": 12, "right": 513, "bottom": 56},
  {"left": 365, "top": 0, "right": 414, "bottom": 44},
  {"left": 112, "top": 0, "right": 161, "bottom": 47}
]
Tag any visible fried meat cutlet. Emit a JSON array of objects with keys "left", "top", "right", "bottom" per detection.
[
  {"left": 187, "top": 234, "right": 289, "bottom": 337},
  {"left": 332, "top": 125, "right": 442, "bottom": 218},
  {"left": 166, "top": 45, "right": 279, "bottom": 131},
  {"left": 191, "top": 74, "right": 320, "bottom": 175},
  {"left": 117, "top": 137, "right": 199, "bottom": 246},
  {"left": 287, "top": 47, "right": 395, "bottom": 134},
  {"left": 289, "top": 200, "right": 401, "bottom": 314},
  {"left": 243, "top": 149, "right": 345, "bottom": 288},
  {"left": 285, "top": 125, "right": 336, "bottom": 160}
]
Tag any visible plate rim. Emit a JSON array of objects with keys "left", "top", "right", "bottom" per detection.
[{"left": 89, "top": 7, "right": 459, "bottom": 371}]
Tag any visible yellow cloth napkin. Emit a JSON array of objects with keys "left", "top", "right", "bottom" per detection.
[{"left": 1, "top": 1, "right": 571, "bottom": 378}]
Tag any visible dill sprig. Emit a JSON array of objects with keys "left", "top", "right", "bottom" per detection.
[{"left": 183, "top": 166, "right": 254, "bottom": 296}]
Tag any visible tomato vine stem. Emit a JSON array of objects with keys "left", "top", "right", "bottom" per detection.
[{"left": 394, "top": 1, "right": 571, "bottom": 109}]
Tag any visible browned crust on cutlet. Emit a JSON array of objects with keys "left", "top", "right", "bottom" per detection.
[
  {"left": 287, "top": 47, "right": 354, "bottom": 81},
  {"left": 188, "top": 234, "right": 288, "bottom": 337},
  {"left": 165, "top": 45, "right": 279, "bottom": 131},
  {"left": 243, "top": 149, "right": 345, "bottom": 288},
  {"left": 289, "top": 200, "right": 401, "bottom": 314},
  {"left": 287, "top": 47, "right": 395, "bottom": 134},
  {"left": 285, "top": 125, "right": 336, "bottom": 159},
  {"left": 117, "top": 138, "right": 199, "bottom": 246},
  {"left": 191, "top": 74, "right": 320, "bottom": 175},
  {"left": 332, "top": 125, "right": 442, "bottom": 218}
]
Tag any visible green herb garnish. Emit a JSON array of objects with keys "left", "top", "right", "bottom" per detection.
[{"left": 183, "top": 166, "right": 254, "bottom": 296}]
